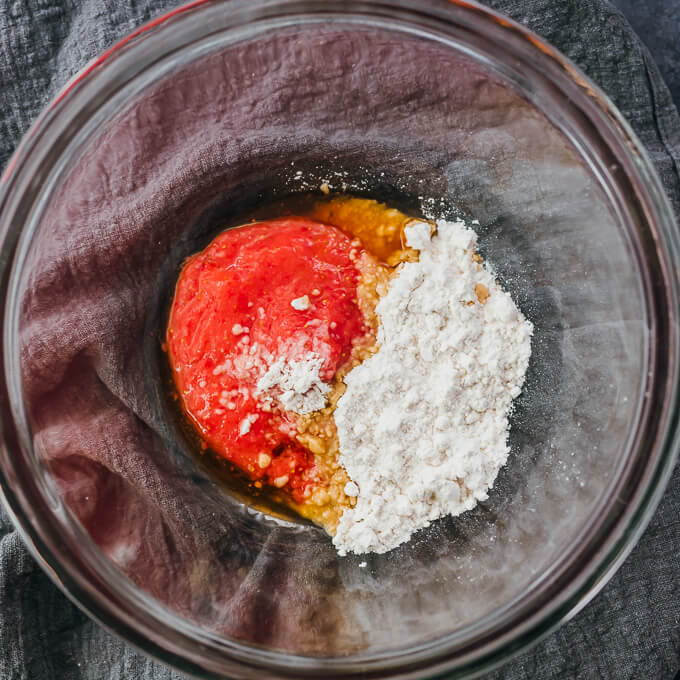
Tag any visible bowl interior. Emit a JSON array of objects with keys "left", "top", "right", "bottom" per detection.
[{"left": 5, "top": 15, "right": 652, "bottom": 663}]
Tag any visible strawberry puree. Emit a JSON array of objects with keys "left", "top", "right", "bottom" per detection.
[{"left": 167, "top": 218, "right": 368, "bottom": 501}]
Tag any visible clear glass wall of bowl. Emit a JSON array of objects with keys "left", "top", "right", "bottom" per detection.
[{"left": 0, "top": 2, "right": 677, "bottom": 678}]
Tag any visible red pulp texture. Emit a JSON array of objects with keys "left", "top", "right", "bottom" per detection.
[{"left": 167, "top": 218, "right": 367, "bottom": 501}]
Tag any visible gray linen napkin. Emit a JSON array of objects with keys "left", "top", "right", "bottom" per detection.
[{"left": 0, "top": 1, "right": 678, "bottom": 679}]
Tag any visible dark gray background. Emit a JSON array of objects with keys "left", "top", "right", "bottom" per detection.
[
  {"left": 613, "top": 0, "right": 680, "bottom": 107},
  {"left": 0, "top": 1, "right": 679, "bottom": 679}
]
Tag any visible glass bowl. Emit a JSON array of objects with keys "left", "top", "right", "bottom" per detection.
[{"left": 0, "top": 1, "right": 678, "bottom": 678}]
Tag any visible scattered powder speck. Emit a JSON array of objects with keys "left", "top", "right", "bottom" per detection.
[
  {"left": 256, "top": 353, "right": 330, "bottom": 414},
  {"left": 344, "top": 481, "right": 360, "bottom": 497},
  {"left": 290, "top": 295, "right": 310, "bottom": 311}
]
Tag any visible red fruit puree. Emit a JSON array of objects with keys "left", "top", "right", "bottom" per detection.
[{"left": 167, "top": 218, "right": 369, "bottom": 502}]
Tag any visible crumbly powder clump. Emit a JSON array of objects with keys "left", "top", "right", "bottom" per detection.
[
  {"left": 256, "top": 353, "right": 330, "bottom": 414},
  {"left": 333, "top": 219, "right": 533, "bottom": 555}
]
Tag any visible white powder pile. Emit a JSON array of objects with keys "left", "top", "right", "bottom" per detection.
[
  {"left": 333, "top": 219, "right": 533, "bottom": 555},
  {"left": 256, "top": 353, "right": 330, "bottom": 414}
]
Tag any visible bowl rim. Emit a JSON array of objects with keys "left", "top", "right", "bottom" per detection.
[{"left": 0, "top": 1, "right": 678, "bottom": 679}]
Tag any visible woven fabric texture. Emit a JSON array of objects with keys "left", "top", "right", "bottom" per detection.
[{"left": 0, "top": 1, "right": 678, "bottom": 678}]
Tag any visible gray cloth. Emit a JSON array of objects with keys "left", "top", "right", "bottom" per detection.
[
  {"left": 611, "top": 0, "right": 680, "bottom": 107},
  {"left": 1, "top": 1, "right": 679, "bottom": 679}
]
